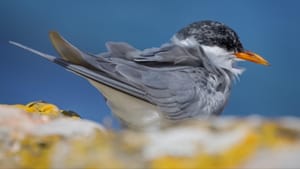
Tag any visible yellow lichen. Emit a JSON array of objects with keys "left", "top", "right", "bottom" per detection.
[
  {"left": 1, "top": 102, "right": 300, "bottom": 168},
  {"left": 18, "top": 135, "right": 61, "bottom": 169},
  {"left": 214, "top": 131, "right": 259, "bottom": 168},
  {"left": 259, "top": 122, "right": 299, "bottom": 148},
  {"left": 150, "top": 131, "right": 259, "bottom": 169},
  {"left": 13, "top": 101, "right": 81, "bottom": 119},
  {"left": 150, "top": 156, "right": 197, "bottom": 169},
  {"left": 54, "top": 133, "right": 126, "bottom": 169},
  {"left": 14, "top": 101, "right": 60, "bottom": 117}
]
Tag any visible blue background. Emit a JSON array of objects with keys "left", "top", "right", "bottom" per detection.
[{"left": 1, "top": 0, "right": 299, "bottom": 127}]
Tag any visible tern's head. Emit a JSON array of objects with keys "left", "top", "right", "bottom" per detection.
[{"left": 172, "top": 20, "right": 269, "bottom": 76}]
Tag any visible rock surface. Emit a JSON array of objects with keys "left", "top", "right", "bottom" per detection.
[{"left": 0, "top": 102, "right": 300, "bottom": 169}]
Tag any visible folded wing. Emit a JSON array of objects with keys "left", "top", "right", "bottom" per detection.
[{"left": 10, "top": 32, "right": 210, "bottom": 120}]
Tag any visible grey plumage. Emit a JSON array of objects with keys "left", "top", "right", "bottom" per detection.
[{"left": 10, "top": 20, "right": 266, "bottom": 129}]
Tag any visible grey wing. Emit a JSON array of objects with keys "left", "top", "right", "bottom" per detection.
[
  {"left": 116, "top": 65, "right": 208, "bottom": 120},
  {"left": 133, "top": 43, "right": 205, "bottom": 66},
  {"left": 95, "top": 38, "right": 208, "bottom": 119},
  {"left": 100, "top": 41, "right": 205, "bottom": 67},
  {"left": 11, "top": 32, "right": 207, "bottom": 120},
  {"left": 98, "top": 40, "right": 210, "bottom": 119}
]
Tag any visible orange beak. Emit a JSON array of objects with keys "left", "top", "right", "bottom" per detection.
[{"left": 235, "top": 51, "right": 269, "bottom": 66}]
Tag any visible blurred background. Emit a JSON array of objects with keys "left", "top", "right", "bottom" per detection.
[{"left": 1, "top": 0, "right": 299, "bottom": 128}]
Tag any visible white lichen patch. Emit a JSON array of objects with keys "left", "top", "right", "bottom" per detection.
[
  {"left": 143, "top": 126, "right": 248, "bottom": 159},
  {"left": 31, "top": 118, "right": 105, "bottom": 137},
  {"left": 0, "top": 105, "right": 36, "bottom": 132},
  {"left": 279, "top": 117, "right": 300, "bottom": 131}
]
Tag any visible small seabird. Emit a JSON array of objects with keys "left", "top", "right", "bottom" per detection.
[{"left": 10, "top": 20, "right": 269, "bottom": 129}]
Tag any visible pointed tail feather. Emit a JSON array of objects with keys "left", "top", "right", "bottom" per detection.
[{"left": 9, "top": 41, "right": 56, "bottom": 62}]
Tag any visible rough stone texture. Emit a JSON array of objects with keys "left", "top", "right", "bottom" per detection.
[{"left": 0, "top": 102, "right": 300, "bottom": 169}]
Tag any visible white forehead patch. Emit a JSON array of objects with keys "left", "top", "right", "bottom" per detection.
[{"left": 201, "top": 45, "right": 231, "bottom": 57}]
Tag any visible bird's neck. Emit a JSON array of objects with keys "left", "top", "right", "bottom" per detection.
[{"left": 199, "top": 53, "right": 236, "bottom": 94}]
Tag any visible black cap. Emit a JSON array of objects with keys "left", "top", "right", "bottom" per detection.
[{"left": 176, "top": 20, "right": 244, "bottom": 52}]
